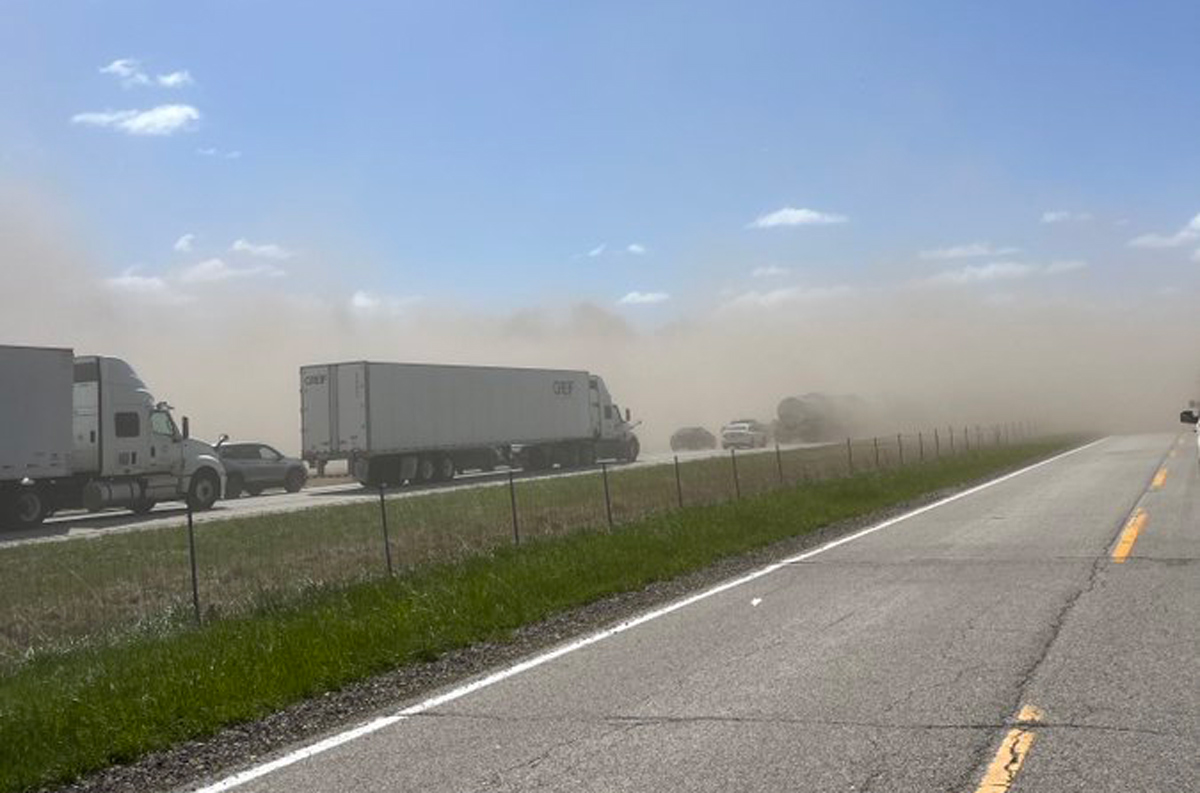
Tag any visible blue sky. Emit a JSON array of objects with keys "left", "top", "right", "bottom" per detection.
[{"left": 5, "top": 0, "right": 1200, "bottom": 317}]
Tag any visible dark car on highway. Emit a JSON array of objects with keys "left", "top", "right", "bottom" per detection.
[
  {"left": 216, "top": 441, "right": 308, "bottom": 499},
  {"left": 670, "top": 426, "right": 718, "bottom": 451}
]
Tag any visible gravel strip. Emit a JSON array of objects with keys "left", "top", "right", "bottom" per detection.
[{"left": 48, "top": 459, "right": 1050, "bottom": 793}]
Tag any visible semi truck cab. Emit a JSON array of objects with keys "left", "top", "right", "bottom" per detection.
[{"left": 71, "top": 356, "right": 225, "bottom": 515}]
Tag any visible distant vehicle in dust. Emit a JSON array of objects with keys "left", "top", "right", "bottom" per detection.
[
  {"left": 1179, "top": 404, "right": 1200, "bottom": 461},
  {"left": 773, "top": 393, "right": 867, "bottom": 443},
  {"left": 215, "top": 439, "right": 308, "bottom": 498},
  {"left": 670, "top": 426, "right": 717, "bottom": 452},
  {"left": 720, "top": 420, "right": 770, "bottom": 449}
]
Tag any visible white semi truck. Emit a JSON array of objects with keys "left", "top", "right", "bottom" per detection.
[
  {"left": 300, "top": 361, "right": 640, "bottom": 486},
  {"left": 0, "top": 345, "right": 226, "bottom": 529}
]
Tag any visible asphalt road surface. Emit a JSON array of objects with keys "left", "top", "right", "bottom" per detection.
[
  {"left": 2, "top": 445, "right": 774, "bottom": 549},
  {"left": 185, "top": 434, "right": 1200, "bottom": 793}
]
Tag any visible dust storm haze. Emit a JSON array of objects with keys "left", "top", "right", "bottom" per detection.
[{"left": 2, "top": 188, "right": 1195, "bottom": 454}]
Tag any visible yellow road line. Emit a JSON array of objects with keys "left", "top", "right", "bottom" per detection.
[
  {"left": 1151, "top": 467, "right": 1168, "bottom": 489},
  {"left": 1112, "top": 508, "right": 1147, "bottom": 563},
  {"left": 973, "top": 706, "right": 1043, "bottom": 792}
]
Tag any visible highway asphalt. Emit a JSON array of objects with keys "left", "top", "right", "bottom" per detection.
[
  {"left": 1, "top": 445, "right": 775, "bottom": 549},
  {"left": 184, "top": 433, "right": 1200, "bottom": 793}
]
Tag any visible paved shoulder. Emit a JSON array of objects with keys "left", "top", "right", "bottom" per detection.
[{"left": 193, "top": 435, "right": 1178, "bottom": 793}]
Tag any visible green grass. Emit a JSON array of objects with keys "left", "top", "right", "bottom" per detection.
[
  {"left": 0, "top": 440, "right": 860, "bottom": 664},
  {"left": 0, "top": 438, "right": 1074, "bottom": 792}
]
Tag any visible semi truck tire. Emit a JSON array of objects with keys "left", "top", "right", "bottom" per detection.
[
  {"left": 5, "top": 487, "right": 48, "bottom": 529},
  {"left": 434, "top": 456, "right": 455, "bottom": 482},
  {"left": 416, "top": 456, "right": 437, "bottom": 484},
  {"left": 187, "top": 469, "right": 221, "bottom": 511},
  {"left": 130, "top": 498, "right": 156, "bottom": 515},
  {"left": 624, "top": 437, "right": 640, "bottom": 463}
]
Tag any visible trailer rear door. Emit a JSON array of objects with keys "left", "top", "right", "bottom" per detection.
[
  {"left": 336, "top": 362, "right": 369, "bottom": 453},
  {"left": 300, "top": 365, "right": 334, "bottom": 459}
]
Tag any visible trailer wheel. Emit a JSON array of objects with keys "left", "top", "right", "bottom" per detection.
[
  {"left": 188, "top": 469, "right": 221, "bottom": 511},
  {"left": 7, "top": 488, "right": 48, "bottom": 529},
  {"left": 434, "top": 456, "right": 455, "bottom": 482},
  {"left": 130, "top": 498, "right": 156, "bottom": 515},
  {"left": 416, "top": 456, "right": 437, "bottom": 484}
]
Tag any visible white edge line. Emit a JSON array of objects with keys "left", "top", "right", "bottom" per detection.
[{"left": 192, "top": 437, "right": 1107, "bottom": 793}]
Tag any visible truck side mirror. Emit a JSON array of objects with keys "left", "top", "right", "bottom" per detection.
[
  {"left": 1180, "top": 410, "right": 1198, "bottom": 425},
  {"left": 625, "top": 408, "right": 631, "bottom": 422},
  {"left": 182, "top": 416, "right": 190, "bottom": 439}
]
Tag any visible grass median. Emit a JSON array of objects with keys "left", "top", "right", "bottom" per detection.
[{"left": 0, "top": 438, "right": 1075, "bottom": 792}]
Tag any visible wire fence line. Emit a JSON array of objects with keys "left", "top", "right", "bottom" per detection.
[{"left": 0, "top": 421, "right": 1038, "bottom": 666}]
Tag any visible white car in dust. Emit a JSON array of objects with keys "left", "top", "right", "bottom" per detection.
[{"left": 720, "top": 419, "right": 770, "bottom": 450}]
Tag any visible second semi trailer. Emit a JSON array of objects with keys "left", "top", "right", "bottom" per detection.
[{"left": 301, "top": 361, "right": 640, "bottom": 486}]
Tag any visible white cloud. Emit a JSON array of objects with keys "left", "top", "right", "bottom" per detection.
[
  {"left": 156, "top": 70, "right": 193, "bottom": 88},
  {"left": 99, "top": 59, "right": 194, "bottom": 89},
  {"left": 71, "top": 104, "right": 200, "bottom": 136},
  {"left": 99, "top": 58, "right": 151, "bottom": 87},
  {"left": 747, "top": 207, "right": 848, "bottom": 228},
  {"left": 751, "top": 265, "right": 790, "bottom": 278},
  {"left": 919, "top": 242, "right": 1021, "bottom": 260},
  {"left": 106, "top": 269, "right": 169, "bottom": 294},
  {"left": 104, "top": 268, "right": 190, "bottom": 303},
  {"left": 1044, "top": 259, "right": 1088, "bottom": 274},
  {"left": 587, "top": 243, "right": 606, "bottom": 258},
  {"left": 926, "top": 259, "right": 1088, "bottom": 286},
  {"left": 1128, "top": 213, "right": 1200, "bottom": 248},
  {"left": 231, "top": 239, "right": 294, "bottom": 260},
  {"left": 927, "top": 261, "right": 1037, "bottom": 285},
  {"left": 626, "top": 243, "right": 647, "bottom": 255},
  {"left": 1041, "top": 210, "right": 1093, "bottom": 224},
  {"left": 173, "top": 233, "right": 195, "bottom": 253},
  {"left": 721, "top": 284, "right": 854, "bottom": 311},
  {"left": 179, "top": 258, "right": 285, "bottom": 284},
  {"left": 197, "top": 147, "right": 242, "bottom": 159},
  {"left": 349, "top": 290, "right": 422, "bottom": 315},
  {"left": 617, "top": 291, "right": 670, "bottom": 305}
]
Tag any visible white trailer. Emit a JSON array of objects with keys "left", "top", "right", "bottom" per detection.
[
  {"left": 300, "top": 361, "right": 640, "bottom": 485},
  {"left": 0, "top": 345, "right": 226, "bottom": 529}
]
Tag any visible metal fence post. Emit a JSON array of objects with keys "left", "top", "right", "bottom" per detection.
[
  {"left": 949, "top": 426, "right": 955, "bottom": 454},
  {"left": 673, "top": 454, "right": 684, "bottom": 509},
  {"left": 964, "top": 426, "right": 970, "bottom": 452},
  {"left": 601, "top": 462, "right": 614, "bottom": 528},
  {"left": 918, "top": 431, "right": 925, "bottom": 462},
  {"left": 186, "top": 503, "right": 201, "bottom": 626},
  {"left": 730, "top": 448, "right": 741, "bottom": 499},
  {"left": 873, "top": 436, "right": 880, "bottom": 469},
  {"left": 378, "top": 483, "right": 394, "bottom": 576},
  {"left": 897, "top": 433, "right": 904, "bottom": 466},
  {"left": 508, "top": 471, "right": 520, "bottom": 545},
  {"left": 934, "top": 427, "right": 940, "bottom": 458},
  {"left": 846, "top": 437, "right": 854, "bottom": 473},
  {"left": 774, "top": 441, "right": 784, "bottom": 485}
]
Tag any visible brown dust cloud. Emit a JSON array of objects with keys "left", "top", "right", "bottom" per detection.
[{"left": 2, "top": 188, "right": 1196, "bottom": 455}]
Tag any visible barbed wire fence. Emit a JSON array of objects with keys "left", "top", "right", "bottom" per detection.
[{"left": 0, "top": 420, "right": 1041, "bottom": 663}]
